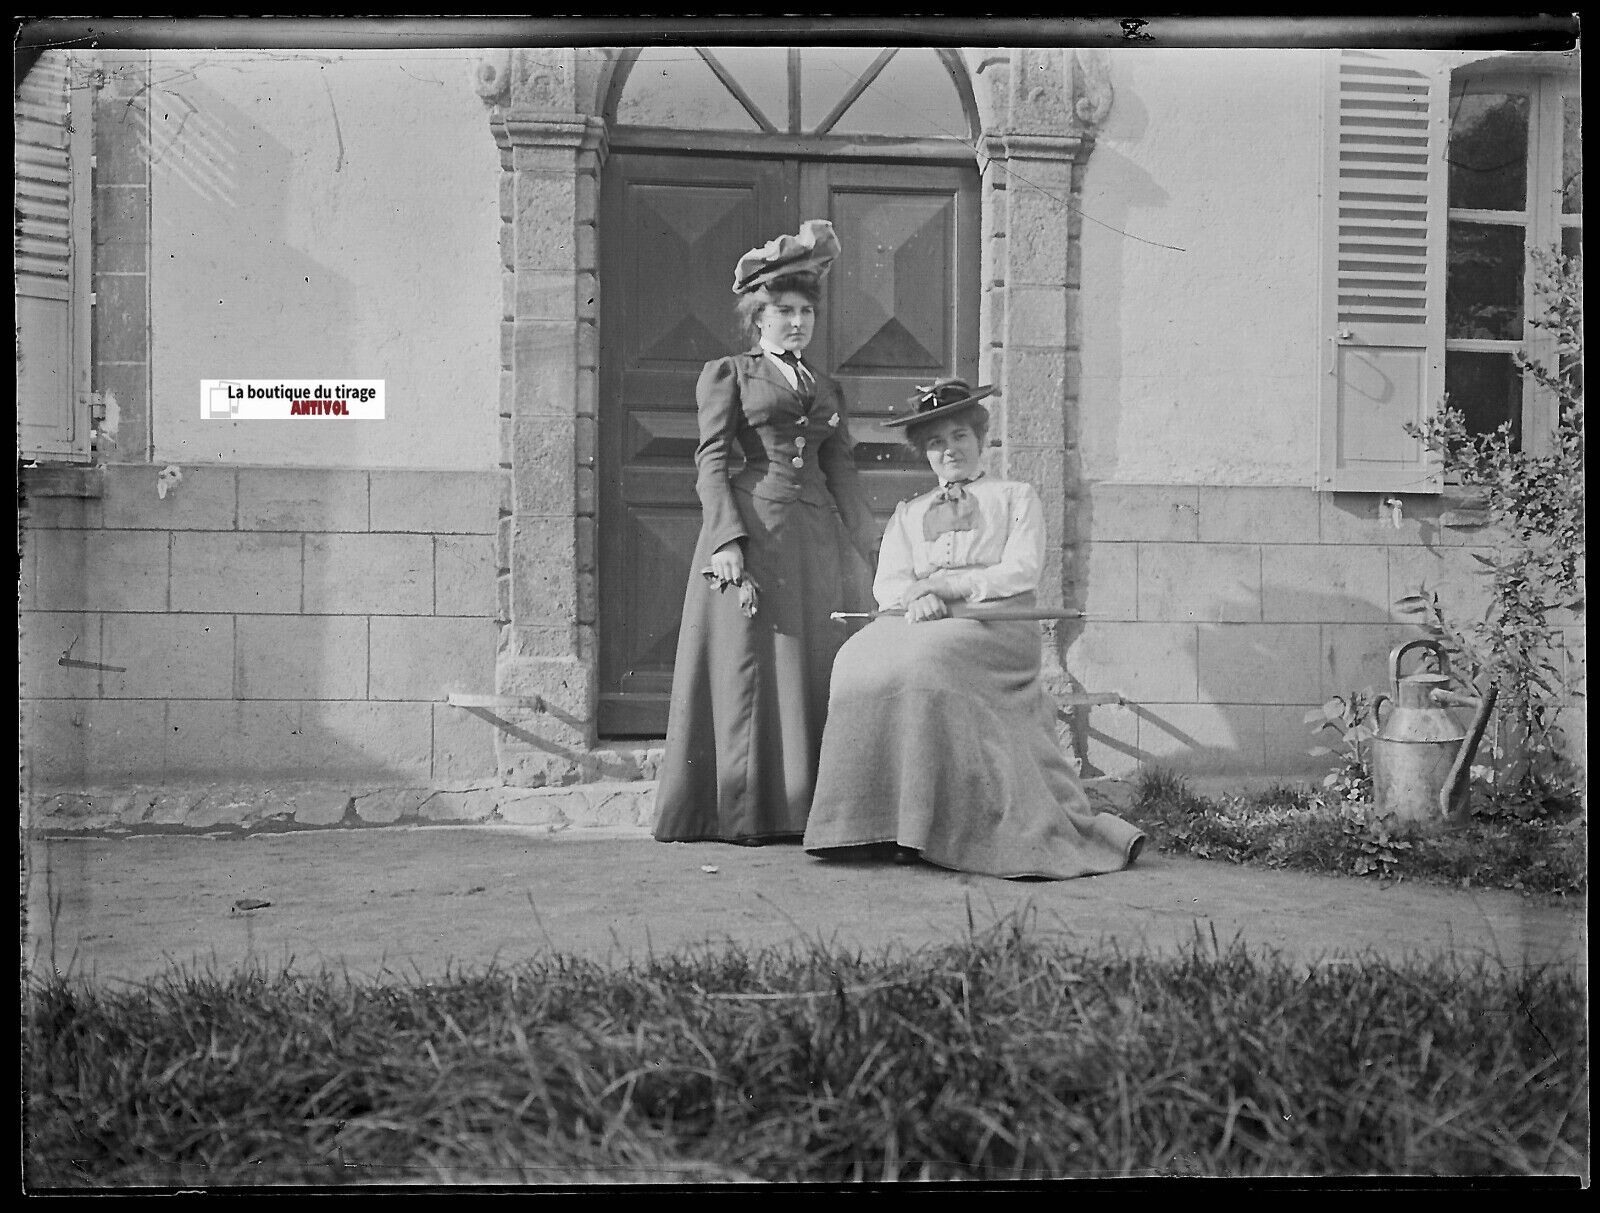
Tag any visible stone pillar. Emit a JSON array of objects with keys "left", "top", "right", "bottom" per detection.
[
  {"left": 978, "top": 48, "right": 1113, "bottom": 771},
  {"left": 478, "top": 50, "right": 607, "bottom": 785},
  {"left": 979, "top": 48, "right": 1102, "bottom": 668}
]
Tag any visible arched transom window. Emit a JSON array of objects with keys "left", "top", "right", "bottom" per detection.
[{"left": 612, "top": 46, "right": 974, "bottom": 142}]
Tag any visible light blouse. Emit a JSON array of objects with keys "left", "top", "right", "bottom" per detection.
[{"left": 873, "top": 475, "right": 1045, "bottom": 609}]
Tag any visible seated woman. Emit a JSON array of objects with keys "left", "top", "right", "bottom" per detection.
[{"left": 802, "top": 378, "right": 1146, "bottom": 880}]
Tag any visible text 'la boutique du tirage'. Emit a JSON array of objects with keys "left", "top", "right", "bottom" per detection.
[{"left": 199, "top": 380, "right": 385, "bottom": 419}]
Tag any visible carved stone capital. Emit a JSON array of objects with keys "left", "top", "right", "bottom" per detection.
[
  {"left": 475, "top": 48, "right": 579, "bottom": 112},
  {"left": 472, "top": 50, "right": 513, "bottom": 104},
  {"left": 506, "top": 49, "right": 577, "bottom": 110},
  {"left": 1072, "top": 49, "right": 1114, "bottom": 127},
  {"left": 1007, "top": 47, "right": 1074, "bottom": 135}
]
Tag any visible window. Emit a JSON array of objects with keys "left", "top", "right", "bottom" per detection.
[
  {"left": 1446, "top": 63, "right": 1581, "bottom": 453},
  {"left": 16, "top": 50, "right": 94, "bottom": 461},
  {"left": 1317, "top": 49, "right": 1579, "bottom": 492},
  {"left": 610, "top": 47, "right": 974, "bottom": 144}
]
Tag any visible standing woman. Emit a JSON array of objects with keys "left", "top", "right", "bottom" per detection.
[{"left": 653, "top": 221, "right": 880, "bottom": 844}]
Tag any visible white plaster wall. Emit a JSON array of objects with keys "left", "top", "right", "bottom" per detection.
[
  {"left": 1078, "top": 49, "right": 1325, "bottom": 485},
  {"left": 149, "top": 50, "right": 500, "bottom": 468}
]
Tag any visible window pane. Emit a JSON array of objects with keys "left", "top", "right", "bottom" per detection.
[
  {"left": 1446, "top": 351, "right": 1522, "bottom": 446},
  {"left": 616, "top": 48, "right": 761, "bottom": 131},
  {"left": 1555, "top": 231, "right": 1582, "bottom": 404},
  {"left": 1562, "top": 94, "right": 1582, "bottom": 215},
  {"left": 1448, "top": 89, "right": 1529, "bottom": 211},
  {"left": 800, "top": 47, "right": 884, "bottom": 132},
  {"left": 810, "top": 48, "right": 969, "bottom": 139},
  {"left": 1447, "top": 223, "right": 1525, "bottom": 339},
  {"left": 708, "top": 47, "right": 791, "bottom": 134}
]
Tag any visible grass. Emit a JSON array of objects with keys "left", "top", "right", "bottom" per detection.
[
  {"left": 23, "top": 919, "right": 1588, "bottom": 1187},
  {"left": 1124, "top": 769, "right": 1588, "bottom": 899}
]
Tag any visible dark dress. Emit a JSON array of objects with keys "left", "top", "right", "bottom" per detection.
[{"left": 653, "top": 349, "right": 879, "bottom": 843}]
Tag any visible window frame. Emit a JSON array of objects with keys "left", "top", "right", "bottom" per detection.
[{"left": 1445, "top": 61, "right": 1581, "bottom": 459}]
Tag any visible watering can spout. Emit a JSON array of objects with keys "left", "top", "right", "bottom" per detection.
[{"left": 1434, "top": 683, "right": 1498, "bottom": 821}]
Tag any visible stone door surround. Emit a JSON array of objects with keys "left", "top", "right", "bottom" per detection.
[{"left": 475, "top": 47, "right": 1111, "bottom": 785}]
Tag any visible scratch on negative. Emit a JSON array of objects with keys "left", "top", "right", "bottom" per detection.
[{"left": 321, "top": 76, "right": 345, "bottom": 172}]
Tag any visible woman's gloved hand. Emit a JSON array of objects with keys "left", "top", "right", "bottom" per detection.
[
  {"left": 710, "top": 540, "right": 745, "bottom": 585},
  {"left": 702, "top": 541, "right": 760, "bottom": 618}
]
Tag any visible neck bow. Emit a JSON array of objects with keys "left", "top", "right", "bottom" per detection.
[{"left": 923, "top": 476, "right": 982, "bottom": 541}]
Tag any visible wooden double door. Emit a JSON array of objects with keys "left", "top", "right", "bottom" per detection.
[{"left": 597, "top": 151, "right": 979, "bottom": 736}]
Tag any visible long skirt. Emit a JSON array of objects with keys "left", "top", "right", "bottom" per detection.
[
  {"left": 802, "top": 602, "right": 1145, "bottom": 879},
  {"left": 653, "top": 487, "right": 869, "bottom": 843}
]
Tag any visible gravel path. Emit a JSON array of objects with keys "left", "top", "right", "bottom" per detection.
[{"left": 22, "top": 826, "right": 1586, "bottom": 985}]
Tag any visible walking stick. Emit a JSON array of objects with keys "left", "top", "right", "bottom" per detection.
[{"left": 830, "top": 606, "right": 1099, "bottom": 622}]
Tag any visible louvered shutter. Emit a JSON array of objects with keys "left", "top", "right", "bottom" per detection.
[
  {"left": 1317, "top": 50, "right": 1448, "bottom": 493},
  {"left": 16, "top": 50, "right": 93, "bottom": 460}
]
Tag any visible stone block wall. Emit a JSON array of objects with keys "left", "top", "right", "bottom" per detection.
[
  {"left": 1058, "top": 484, "right": 1585, "bottom": 776},
  {"left": 19, "top": 464, "right": 505, "bottom": 789}
]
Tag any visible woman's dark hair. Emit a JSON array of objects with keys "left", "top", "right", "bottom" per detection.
[
  {"left": 905, "top": 402, "right": 990, "bottom": 453},
  {"left": 734, "top": 271, "right": 822, "bottom": 344}
]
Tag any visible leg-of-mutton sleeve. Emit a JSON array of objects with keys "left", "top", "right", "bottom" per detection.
[
  {"left": 872, "top": 501, "right": 917, "bottom": 610},
  {"left": 692, "top": 357, "right": 748, "bottom": 555},
  {"left": 816, "top": 398, "right": 882, "bottom": 564},
  {"left": 958, "top": 482, "right": 1045, "bottom": 602}
]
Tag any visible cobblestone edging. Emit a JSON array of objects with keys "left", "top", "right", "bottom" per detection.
[
  {"left": 24, "top": 780, "right": 661, "bottom": 837},
  {"left": 22, "top": 775, "right": 1157, "bottom": 839}
]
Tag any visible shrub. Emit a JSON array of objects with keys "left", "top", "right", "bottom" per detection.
[{"left": 1402, "top": 247, "right": 1585, "bottom": 806}]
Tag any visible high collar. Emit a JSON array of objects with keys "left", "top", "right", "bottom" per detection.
[
  {"left": 758, "top": 340, "right": 806, "bottom": 362},
  {"left": 745, "top": 346, "right": 824, "bottom": 399},
  {"left": 938, "top": 470, "right": 985, "bottom": 491}
]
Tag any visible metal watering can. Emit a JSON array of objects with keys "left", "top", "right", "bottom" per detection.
[{"left": 1368, "top": 639, "right": 1498, "bottom": 824}]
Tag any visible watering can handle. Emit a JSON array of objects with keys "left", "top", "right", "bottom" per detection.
[
  {"left": 1439, "top": 683, "right": 1499, "bottom": 820},
  {"left": 1370, "top": 693, "right": 1392, "bottom": 730},
  {"left": 1390, "top": 638, "right": 1449, "bottom": 686}
]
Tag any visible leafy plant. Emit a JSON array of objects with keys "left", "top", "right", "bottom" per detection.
[
  {"left": 1337, "top": 803, "right": 1416, "bottom": 878},
  {"left": 1128, "top": 767, "right": 1585, "bottom": 897},
  {"left": 1305, "top": 691, "right": 1379, "bottom": 808},
  {"left": 1403, "top": 247, "right": 1585, "bottom": 803}
]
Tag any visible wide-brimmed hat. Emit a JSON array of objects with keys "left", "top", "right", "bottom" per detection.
[
  {"left": 879, "top": 377, "right": 998, "bottom": 429},
  {"left": 732, "top": 219, "right": 841, "bottom": 294}
]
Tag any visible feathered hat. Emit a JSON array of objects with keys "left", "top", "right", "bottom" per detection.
[{"left": 732, "top": 219, "right": 841, "bottom": 294}]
